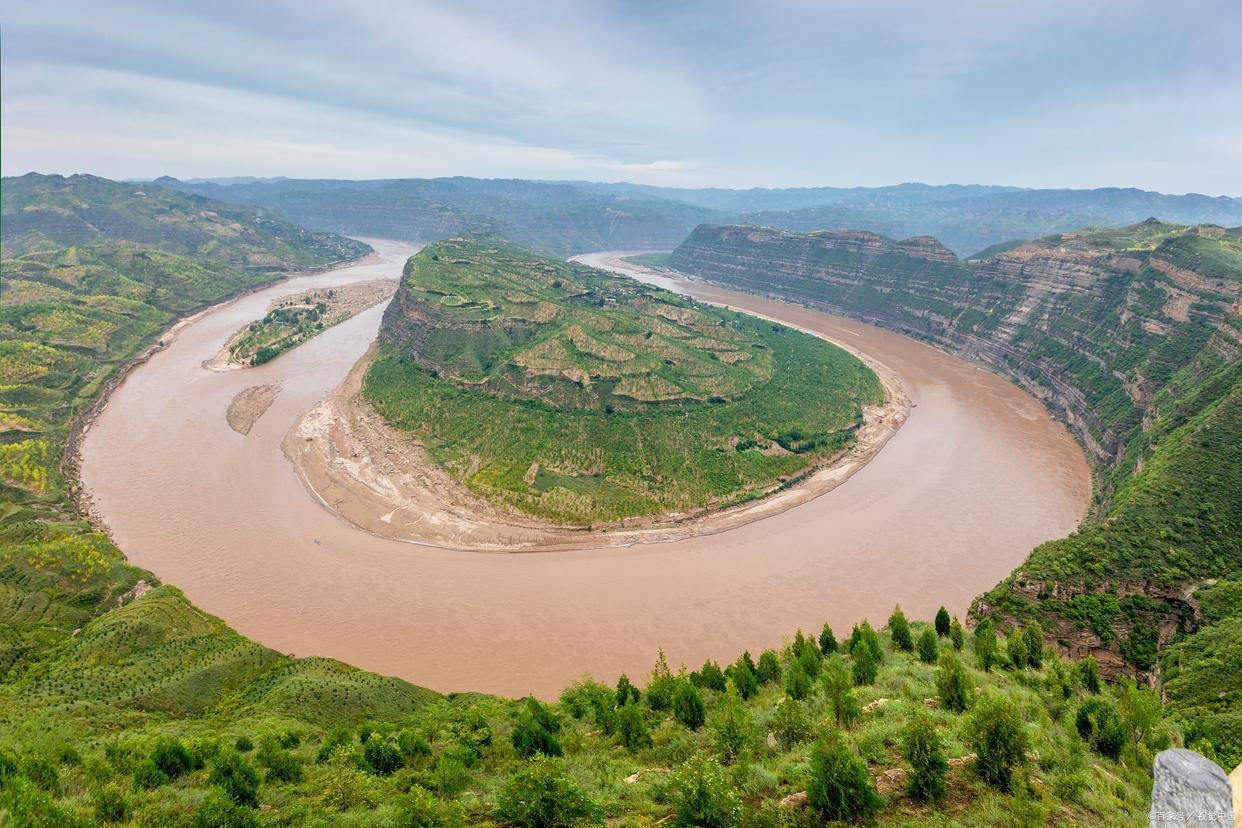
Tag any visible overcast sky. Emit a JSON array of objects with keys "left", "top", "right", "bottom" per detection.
[{"left": 3, "top": 0, "right": 1240, "bottom": 194}]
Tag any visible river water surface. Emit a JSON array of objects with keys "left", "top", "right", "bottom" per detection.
[{"left": 80, "top": 239, "right": 1091, "bottom": 697}]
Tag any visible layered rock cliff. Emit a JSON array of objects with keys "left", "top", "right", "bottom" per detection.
[{"left": 669, "top": 221, "right": 1242, "bottom": 714}]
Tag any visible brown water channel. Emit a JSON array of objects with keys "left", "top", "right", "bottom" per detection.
[{"left": 80, "top": 239, "right": 1091, "bottom": 697}]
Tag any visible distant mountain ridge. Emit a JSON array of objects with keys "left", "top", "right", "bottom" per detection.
[{"left": 155, "top": 175, "right": 1242, "bottom": 258}]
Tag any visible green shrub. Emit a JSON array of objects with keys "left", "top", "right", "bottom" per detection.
[
  {"left": 889, "top": 605, "right": 913, "bottom": 651},
  {"left": 668, "top": 753, "right": 742, "bottom": 828},
  {"left": 949, "top": 617, "right": 965, "bottom": 651},
  {"left": 615, "top": 674, "right": 640, "bottom": 706},
  {"left": 617, "top": 702, "right": 652, "bottom": 752},
  {"left": 131, "top": 758, "right": 168, "bottom": 791},
  {"left": 1075, "top": 697, "right": 1126, "bottom": 759},
  {"left": 917, "top": 627, "right": 939, "bottom": 664},
  {"left": 431, "top": 754, "right": 473, "bottom": 798},
  {"left": 673, "top": 681, "right": 707, "bottom": 731},
  {"left": 317, "top": 728, "right": 351, "bottom": 763},
  {"left": 974, "top": 619, "right": 1000, "bottom": 672},
  {"left": 806, "top": 730, "right": 881, "bottom": 822},
  {"left": 364, "top": 736, "right": 405, "bottom": 775},
  {"left": 93, "top": 784, "right": 129, "bottom": 823},
  {"left": 194, "top": 789, "right": 261, "bottom": 828},
  {"left": 935, "top": 651, "right": 973, "bottom": 713},
  {"left": 772, "top": 698, "right": 813, "bottom": 748},
  {"left": 398, "top": 729, "right": 433, "bottom": 759},
  {"left": 935, "top": 606, "right": 951, "bottom": 637},
  {"left": 646, "top": 650, "right": 678, "bottom": 712},
  {"left": 819, "top": 623, "right": 838, "bottom": 655},
  {"left": 711, "top": 687, "right": 753, "bottom": 764},
  {"left": 848, "top": 621, "right": 883, "bottom": 664},
  {"left": 234, "top": 735, "right": 253, "bottom": 753},
  {"left": 1077, "top": 655, "right": 1101, "bottom": 693},
  {"left": 784, "top": 663, "right": 812, "bottom": 700},
  {"left": 902, "top": 711, "right": 948, "bottom": 802},
  {"left": 398, "top": 784, "right": 465, "bottom": 827},
  {"left": 964, "top": 692, "right": 1029, "bottom": 792},
  {"left": 150, "top": 735, "right": 194, "bottom": 780},
  {"left": 1022, "top": 625, "right": 1045, "bottom": 668},
  {"left": 494, "top": 756, "right": 602, "bottom": 828},
  {"left": 514, "top": 698, "right": 564, "bottom": 758},
  {"left": 823, "top": 655, "right": 861, "bottom": 727},
  {"left": 693, "top": 660, "right": 728, "bottom": 692},
  {"left": 321, "top": 747, "right": 377, "bottom": 810},
  {"left": 756, "top": 649, "right": 781, "bottom": 685},
  {"left": 209, "top": 748, "right": 260, "bottom": 808},
  {"left": 852, "top": 642, "right": 878, "bottom": 686},
  {"left": 729, "top": 656, "right": 759, "bottom": 700}
]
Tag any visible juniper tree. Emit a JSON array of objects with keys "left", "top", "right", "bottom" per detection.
[
  {"left": 807, "top": 730, "right": 881, "bottom": 822},
  {"left": 851, "top": 641, "right": 879, "bottom": 686},
  {"left": 756, "top": 649, "right": 781, "bottom": 685},
  {"left": 935, "top": 651, "right": 973, "bottom": 713},
  {"left": 819, "top": 622, "right": 838, "bottom": 655},
  {"left": 949, "top": 616, "right": 965, "bottom": 651},
  {"left": 965, "top": 692, "right": 1029, "bottom": 792},
  {"left": 823, "top": 655, "right": 861, "bottom": 728},
  {"left": 616, "top": 674, "right": 640, "bottom": 707},
  {"left": 888, "top": 605, "right": 913, "bottom": 651},
  {"left": 917, "top": 627, "right": 939, "bottom": 664},
  {"left": 935, "top": 606, "right": 951, "bottom": 638},
  {"left": 1077, "top": 655, "right": 1101, "bottom": 693},
  {"left": 902, "top": 711, "right": 948, "bottom": 802},
  {"left": 784, "top": 662, "right": 812, "bottom": 701},
  {"left": 729, "top": 655, "right": 759, "bottom": 700},
  {"left": 673, "top": 681, "right": 706, "bottom": 731},
  {"left": 974, "top": 618, "right": 999, "bottom": 672}
]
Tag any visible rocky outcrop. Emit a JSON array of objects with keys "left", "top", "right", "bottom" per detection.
[{"left": 1149, "top": 749, "right": 1234, "bottom": 827}]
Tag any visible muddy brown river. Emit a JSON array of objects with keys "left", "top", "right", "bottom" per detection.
[{"left": 80, "top": 239, "right": 1091, "bottom": 698}]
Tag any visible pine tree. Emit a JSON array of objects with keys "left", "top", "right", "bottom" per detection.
[
  {"left": 965, "top": 692, "right": 1029, "bottom": 792},
  {"left": 935, "top": 606, "right": 951, "bottom": 637},
  {"left": 672, "top": 681, "right": 706, "bottom": 731},
  {"left": 785, "top": 663, "right": 812, "bottom": 701},
  {"left": 851, "top": 642, "right": 878, "bottom": 686}
]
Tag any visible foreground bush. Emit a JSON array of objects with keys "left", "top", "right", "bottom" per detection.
[
  {"left": 1075, "top": 696, "right": 1126, "bottom": 759},
  {"left": 209, "top": 748, "right": 260, "bottom": 808},
  {"left": 494, "top": 756, "right": 601, "bottom": 827},
  {"left": 807, "top": 730, "right": 881, "bottom": 821},
  {"left": 668, "top": 753, "right": 742, "bottom": 828},
  {"left": 903, "top": 711, "right": 948, "bottom": 802},
  {"left": 965, "top": 692, "right": 1029, "bottom": 792}
]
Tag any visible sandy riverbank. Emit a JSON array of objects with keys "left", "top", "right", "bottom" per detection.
[{"left": 281, "top": 272, "right": 910, "bottom": 552}]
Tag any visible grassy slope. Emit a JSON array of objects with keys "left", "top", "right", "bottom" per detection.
[
  {"left": 366, "top": 238, "right": 881, "bottom": 524},
  {"left": 7, "top": 612, "right": 1163, "bottom": 826}
]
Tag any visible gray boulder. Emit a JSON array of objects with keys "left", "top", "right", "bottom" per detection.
[{"left": 1149, "top": 748, "right": 1234, "bottom": 827}]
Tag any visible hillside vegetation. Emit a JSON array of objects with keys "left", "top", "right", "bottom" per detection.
[
  {"left": 7, "top": 605, "right": 1169, "bottom": 826},
  {"left": 160, "top": 176, "right": 1242, "bottom": 257},
  {"left": 366, "top": 237, "right": 882, "bottom": 524},
  {"left": 669, "top": 221, "right": 1242, "bottom": 764},
  {"left": 3, "top": 174, "right": 369, "bottom": 268}
]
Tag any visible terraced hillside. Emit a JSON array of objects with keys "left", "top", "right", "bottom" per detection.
[
  {"left": 3, "top": 173, "right": 370, "bottom": 268},
  {"left": 0, "top": 177, "right": 392, "bottom": 723},
  {"left": 669, "top": 221, "right": 1242, "bottom": 762},
  {"left": 367, "top": 237, "right": 883, "bottom": 524}
]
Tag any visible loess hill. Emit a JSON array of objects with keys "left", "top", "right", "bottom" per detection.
[{"left": 366, "top": 237, "right": 884, "bottom": 524}]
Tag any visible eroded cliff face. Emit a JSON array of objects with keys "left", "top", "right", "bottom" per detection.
[
  {"left": 669, "top": 221, "right": 1242, "bottom": 680},
  {"left": 671, "top": 222, "right": 1240, "bottom": 475}
]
